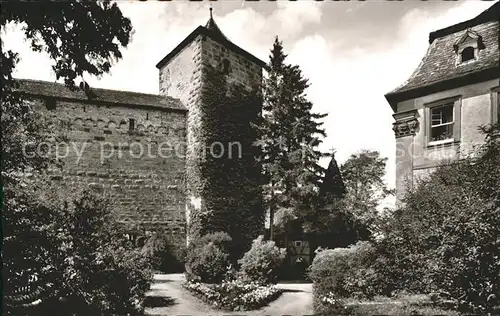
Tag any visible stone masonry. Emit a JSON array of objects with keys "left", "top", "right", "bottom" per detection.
[
  {"left": 16, "top": 12, "right": 266, "bottom": 248},
  {"left": 16, "top": 81, "right": 188, "bottom": 247},
  {"left": 156, "top": 14, "right": 266, "bottom": 244}
]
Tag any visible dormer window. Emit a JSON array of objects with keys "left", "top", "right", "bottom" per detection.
[
  {"left": 460, "top": 46, "right": 475, "bottom": 63},
  {"left": 454, "top": 29, "right": 485, "bottom": 65}
]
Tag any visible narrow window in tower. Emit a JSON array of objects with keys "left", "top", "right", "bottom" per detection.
[
  {"left": 129, "top": 118, "right": 135, "bottom": 131},
  {"left": 221, "top": 58, "right": 231, "bottom": 75},
  {"left": 45, "top": 98, "right": 56, "bottom": 110}
]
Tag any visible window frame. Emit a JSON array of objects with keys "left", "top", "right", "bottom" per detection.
[
  {"left": 454, "top": 30, "right": 483, "bottom": 66},
  {"left": 460, "top": 46, "right": 475, "bottom": 63},
  {"left": 424, "top": 96, "right": 461, "bottom": 147}
]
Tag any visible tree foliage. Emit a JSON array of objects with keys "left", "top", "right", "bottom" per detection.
[
  {"left": 1, "top": 0, "right": 132, "bottom": 87},
  {"left": 373, "top": 124, "right": 500, "bottom": 313},
  {"left": 318, "top": 153, "right": 346, "bottom": 205},
  {"left": 1, "top": 1, "right": 135, "bottom": 313},
  {"left": 340, "top": 150, "right": 393, "bottom": 230},
  {"left": 257, "top": 37, "right": 328, "bottom": 238},
  {"left": 3, "top": 184, "right": 153, "bottom": 315}
]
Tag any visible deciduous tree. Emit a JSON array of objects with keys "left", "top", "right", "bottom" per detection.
[
  {"left": 1, "top": 1, "right": 135, "bottom": 313},
  {"left": 340, "top": 150, "right": 393, "bottom": 230}
]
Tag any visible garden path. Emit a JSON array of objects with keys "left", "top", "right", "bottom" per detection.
[{"left": 144, "top": 273, "right": 313, "bottom": 316}]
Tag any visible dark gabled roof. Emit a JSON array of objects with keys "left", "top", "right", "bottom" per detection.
[
  {"left": 156, "top": 16, "right": 267, "bottom": 70},
  {"left": 385, "top": 2, "right": 500, "bottom": 110},
  {"left": 14, "top": 79, "right": 186, "bottom": 111},
  {"left": 429, "top": 1, "right": 500, "bottom": 44}
]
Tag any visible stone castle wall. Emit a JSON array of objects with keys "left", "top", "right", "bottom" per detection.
[{"left": 36, "top": 97, "right": 188, "bottom": 246}]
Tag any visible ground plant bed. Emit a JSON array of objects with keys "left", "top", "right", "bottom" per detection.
[
  {"left": 184, "top": 279, "right": 283, "bottom": 311},
  {"left": 316, "top": 293, "right": 463, "bottom": 316}
]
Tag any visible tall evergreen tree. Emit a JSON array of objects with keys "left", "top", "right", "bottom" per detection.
[{"left": 258, "top": 37, "right": 328, "bottom": 240}]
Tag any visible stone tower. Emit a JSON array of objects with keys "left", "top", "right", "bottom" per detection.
[{"left": 156, "top": 9, "right": 267, "bottom": 246}]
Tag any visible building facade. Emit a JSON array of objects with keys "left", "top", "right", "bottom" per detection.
[
  {"left": 16, "top": 12, "right": 266, "bottom": 248},
  {"left": 385, "top": 3, "right": 499, "bottom": 203}
]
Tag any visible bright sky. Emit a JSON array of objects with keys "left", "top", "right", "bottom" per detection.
[{"left": 2, "top": 0, "right": 495, "bottom": 208}]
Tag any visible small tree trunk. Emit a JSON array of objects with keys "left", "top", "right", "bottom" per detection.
[
  {"left": 269, "top": 181, "right": 275, "bottom": 241},
  {"left": 284, "top": 221, "right": 288, "bottom": 251}
]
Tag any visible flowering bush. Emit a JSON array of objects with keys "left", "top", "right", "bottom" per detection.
[
  {"left": 184, "top": 278, "right": 283, "bottom": 311},
  {"left": 238, "top": 235, "right": 286, "bottom": 285},
  {"left": 184, "top": 232, "right": 232, "bottom": 283}
]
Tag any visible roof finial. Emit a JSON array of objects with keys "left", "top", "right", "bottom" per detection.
[{"left": 209, "top": 4, "right": 213, "bottom": 19}]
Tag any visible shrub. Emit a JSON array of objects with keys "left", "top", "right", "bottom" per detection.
[
  {"left": 3, "top": 184, "right": 154, "bottom": 316},
  {"left": 373, "top": 124, "right": 500, "bottom": 313},
  {"left": 309, "top": 241, "right": 376, "bottom": 313},
  {"left": 237, "top": 235, "right": 286, "bottom": 285},
  {"left": 190, "top": 231, "right": 233, "bottom": 253},
  {"left": 184, "top": 232, "right": 232, "bottom": 283},
  {"left": 142, "top": 231, "right": 186, "bottom": 273}
]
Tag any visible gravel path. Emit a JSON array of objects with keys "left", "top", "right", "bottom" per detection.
[{"left": 144, "top": 274, "right": 313, "bottom": 316}]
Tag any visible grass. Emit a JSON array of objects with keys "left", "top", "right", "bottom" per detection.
[
  {"left": 353, "top": 294, "right": 459, "bottom": 315},
  {"left": 318, "top": 294, "right": 462, "bottom": 316},
  {"left": 346, "top": 301, "right": 461, "bottom": 316}
]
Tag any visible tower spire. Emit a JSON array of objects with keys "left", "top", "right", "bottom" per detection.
[{"left": 204, "top": 4, "right": 228, "bottom": 41}]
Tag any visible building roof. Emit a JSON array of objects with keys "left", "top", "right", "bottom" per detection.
[
  {"left": 14, "top": 79, "right": 187, "bottom": 112},
  {"left": 205, "top": 7, "right": 229, "bottom": 42},
  {"left": 156, "top": 10, "right": 267, "bottom": 70},
  {"left": 385, "top": 2, "right": 499, "bottom": 110}
]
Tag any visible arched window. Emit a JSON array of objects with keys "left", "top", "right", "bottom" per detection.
[{"left": 460, "top": 46, "right": 475, "bottom": 63}]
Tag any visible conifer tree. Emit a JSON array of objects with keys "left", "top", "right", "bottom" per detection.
[
  {"left": 258, "top": 37, "right": 328, "bottom": 240},
  {"left": 318, "top": 152, "right": 346, "bottom": 206}
]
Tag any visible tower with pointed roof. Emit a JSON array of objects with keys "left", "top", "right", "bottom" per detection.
[
  {"left": 156, "top": 9, "right": 267, "bottom": 244},
  {"left": 385, "top": 2, "right": 499, "bottom": 204}
]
